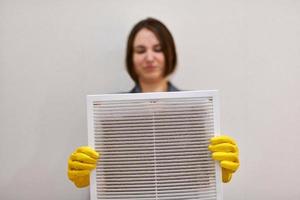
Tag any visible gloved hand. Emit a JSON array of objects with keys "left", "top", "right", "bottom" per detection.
[
  {"left": 208, "top": 135, "right": 240, "bottom": 183},
  {"left": 67, "top": 146, "right": 100, "bottom": 188}
]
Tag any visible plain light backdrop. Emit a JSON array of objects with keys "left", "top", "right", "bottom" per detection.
[{"left": 0, "top": 0, "right": 300, "bottom": 200}]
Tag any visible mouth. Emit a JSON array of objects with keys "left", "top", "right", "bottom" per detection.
[{"left": 144, "top": 65, "right": 157, "bottom": 70}]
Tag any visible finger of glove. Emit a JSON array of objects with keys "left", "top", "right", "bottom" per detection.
[
  {"left": 68, "top": 170, "right": 76, "bottom": 182},
  {"left": 68, "top": 159, "right": 96, "bottom": 170},
  {"left": 212, "top": 152, "right": 239, "bottom": 162},
  {"left": 210, "top": 135, "right": 236, "bottom": 145},
  {"left": 76, "top": 146, "right": 99, "bottom": 160},
  {"left": 222, "top": 168, "right": 232, "bottom": 183},
  {"left": 70, "top": 152, "right": 97, "bottom": 164},
  {"left": 220, "top": 160, "right": 240, "bottom": 172},
  {"left": 74, "top": 175, "right": 90, "bottom": 188},
  {"left": 68, "top": 169, "right": 90, "bottom": 181},
  {"left": 208, "top": 143, "right": 238, "bottom": 153}
]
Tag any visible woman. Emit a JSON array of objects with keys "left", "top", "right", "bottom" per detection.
[
  {"left": 68, "top": 18, "right": 240, "bottom": 188},
  {"left": 126, "top": 17, "right": 178, "bottom": 93}
]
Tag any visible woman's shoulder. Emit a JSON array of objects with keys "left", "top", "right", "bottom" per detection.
[{"left": 168, "top": 82, "right": 180, "bottom": 92}]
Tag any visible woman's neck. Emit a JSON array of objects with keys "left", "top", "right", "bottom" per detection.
[{"left": 139, "top": 79, "right": 169, "bottom": 93}]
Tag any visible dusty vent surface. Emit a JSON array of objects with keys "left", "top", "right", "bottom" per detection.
[{"left": 88, "top": 91, "right": 222, "bottom": 200}]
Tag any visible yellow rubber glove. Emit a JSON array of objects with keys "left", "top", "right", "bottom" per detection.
[
  {"left": 208, "top": 135, "right": 240, "bottom": 183},
  {"left": 67, "top": 146, "right": 100, "bottom": 188}
]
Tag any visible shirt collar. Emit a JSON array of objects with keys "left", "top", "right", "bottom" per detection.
[{"left": 130, "top": 82, "right": 179, "bottom": 93}]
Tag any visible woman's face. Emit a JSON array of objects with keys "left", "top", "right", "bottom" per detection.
[{"left": 133, "top": 28, "right": 166, "bottom": 83}]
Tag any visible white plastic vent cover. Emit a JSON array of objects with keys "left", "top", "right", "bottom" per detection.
[{"left": 87, "top": 90, "right": 223, "bottom": 200}]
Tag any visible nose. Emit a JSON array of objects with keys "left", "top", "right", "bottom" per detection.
[{"left": 145, "top": 50, "right": 154, "bottom": 62}]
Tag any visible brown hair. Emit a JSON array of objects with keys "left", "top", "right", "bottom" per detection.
[{"left": 126, "top": 17, "right": 177, "bottom": 83}]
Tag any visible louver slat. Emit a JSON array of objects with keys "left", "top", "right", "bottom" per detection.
[{"left": 88, "top": 91, "right": 222, "bottom": 200}]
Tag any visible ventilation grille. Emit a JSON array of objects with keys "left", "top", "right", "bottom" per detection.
[{"left": 88, "top": 91, "right": 222, "bottom": 200}]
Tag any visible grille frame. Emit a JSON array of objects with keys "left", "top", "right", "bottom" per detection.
[{"left": 87, "top": 90, "right": 223, "bottom": 200}]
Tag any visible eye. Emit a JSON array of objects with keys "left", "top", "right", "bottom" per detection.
[
  {"left": 154, "top": 45, "right": 162, "bottom": 52},
  {"left": 134, "top": 46, "right": 146, "bottom": 54}
]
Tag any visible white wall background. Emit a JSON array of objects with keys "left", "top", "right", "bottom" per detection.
[{"left": 1, "top": 0, "right": 300, "bottom": 199}]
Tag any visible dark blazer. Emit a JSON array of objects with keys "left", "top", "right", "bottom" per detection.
[{"left": 129, "top": 82, "right": 179, "bottom": 93}]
